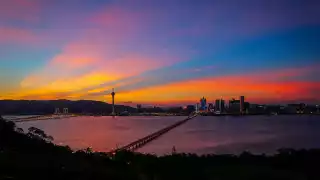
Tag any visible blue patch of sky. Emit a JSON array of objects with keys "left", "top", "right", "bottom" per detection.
[
  {"left": 212, "top": 25, "right": 320, "bottom": 68},
  {"left": 120, "top": 25, "right": 320, "bottom": 90},
  {"left": 172, "top": 25, "right": 320, "bottom": 74},
  {"left": 0, "top": 45, "right": 60, "bottom": 77}
]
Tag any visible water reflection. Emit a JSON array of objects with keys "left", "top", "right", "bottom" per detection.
[{"left": 17, "top": 115, "right": 320, "bottom": 155}]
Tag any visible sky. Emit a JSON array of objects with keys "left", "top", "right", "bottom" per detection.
[{"left": 0, "top": 0, "right": 319, "bottom": 106}]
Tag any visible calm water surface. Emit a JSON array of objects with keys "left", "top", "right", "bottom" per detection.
[{"left": 17, "top": 115, "right": 320, "bottom": 155}]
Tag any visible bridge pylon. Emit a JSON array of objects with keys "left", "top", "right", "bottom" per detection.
[
  {"left": 54, "top": 108, "right": 60, "bottom": 114},
  {"left": 63, "top": 108, "right": 68, "bottom": 114}
]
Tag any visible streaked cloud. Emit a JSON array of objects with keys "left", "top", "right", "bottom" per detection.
[
  {"left": 0, "top": 0, "right": 41, "bottom": 23},
  {"left": 114, "top": 65, "right": 320, "bottom": 105},
  {"left": 15, "top": 64, "right": 319, "bottom": 105},
  {"left": 17, "top": 4, "right": 184, "bottom": 99},
  {"left": 0, "top": 26, "right": 38, "bottom": 43},
  {"left": 1, "top": 0, "right": 320, "bottom": 105}
]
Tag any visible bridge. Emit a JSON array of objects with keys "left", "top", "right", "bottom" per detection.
[
  {"left": 109, "top": 112, "right": 199, "bottom": 154},
  {"left": 4, "top": 107, "right": 78, "bottom": 122},
  {"left": 8, "top": 114, "right": 78, "bottom": 123}
]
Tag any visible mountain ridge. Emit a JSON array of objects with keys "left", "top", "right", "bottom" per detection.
[{"left": 0, "top": 100, "right": 136, "bottom": 115}]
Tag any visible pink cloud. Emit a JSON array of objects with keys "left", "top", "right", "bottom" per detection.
[
  {"left": 20, "top": 4, "right": 183, "bottom": 85},
  {"left": 20, "top": 35, "right": 178, "bottom": 91},
  {"left": 22, "top": 42, "right": 176, "bottom": 87},
  {"left": 49, "top": 42, "right": 101, "bottom": 69},
  {"left": 0, "top": 26, "right": 38, "bottom": 43},
  {"left": 0, "top": 0, "right": 41, "bottom": 23},
  {"left": 89, "top": 6, "right": 144, "bottom": 36},
  {"left": 18, "top": 4, "right": 188, "bottom": 95},
  {"left": 101, "top": 54, "right": 172, "bottom": 76},
  {"left": 226, "top": 65, "right": 320, "bottom": 83}
]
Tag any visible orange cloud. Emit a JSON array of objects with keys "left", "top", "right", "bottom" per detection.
[
  {"left": 20, "top": 44, "right": 169, "bottom": 89},
  {"left": 19, "top": 53, "right": 168, "bottom": 99},
  {"left": 114, "top": 67, "right": 320, "bottom": 105},
  {"left": 20, "top": 25, "right": 178, "bottom": 96},
  {"left": 17, "top": 63, "right": 320, "bottom": 104},
  {"left": 15, "top": 3, "right": 185, "bottom": 99},
  {"left": 19, "top": 72, "right": 119, "bottom": 98},
  {"left": 117, "top": 79, "right": 319, "bottom": 105}
]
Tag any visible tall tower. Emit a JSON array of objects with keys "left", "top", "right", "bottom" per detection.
[{"left": 111, "top": 88, "right": 116, "bottom": 115}]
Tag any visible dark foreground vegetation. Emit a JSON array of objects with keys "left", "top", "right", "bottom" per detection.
[{"left": 1, "top": 116, "right": 320, "bottom": 180}]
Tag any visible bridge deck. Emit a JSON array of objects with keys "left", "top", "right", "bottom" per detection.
[
  {"left": 110, "top": 113, "right": 198, "bottom": 153},
  {"left": 8, "top": 115, "right": 77, "bottom": 122}
]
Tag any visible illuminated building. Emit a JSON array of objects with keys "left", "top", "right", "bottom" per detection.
[
  {"left": 208, "top": 103, "right": 214, "bottom": 112},
  {"left": 200, "top": 97, "right": 207, "bottom": 111},
  {"left": 287, "top": 103, "right": 306, "bottom": 114},
  {"left": 196, "top": 103, "right": 199, "bottom": 113}
]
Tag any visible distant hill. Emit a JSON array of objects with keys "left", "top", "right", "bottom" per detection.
[{"left": 0, "top": 100, "right": 136, "bottom": 115}]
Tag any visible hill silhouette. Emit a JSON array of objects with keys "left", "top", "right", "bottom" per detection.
[{"left": 0, "top": 100, "right": 136, "bottom": 115}]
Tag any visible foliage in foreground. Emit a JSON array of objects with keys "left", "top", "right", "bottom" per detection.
[{"left": 1, "top": 116, "right": 320, "bottom": 180}]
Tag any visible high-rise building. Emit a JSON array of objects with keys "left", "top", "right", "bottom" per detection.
[
  {"left": 208, "top": 103, "right": 214, "bottom": 112},
  {"left": 196, "top": 103, "right": 199, "bottom": 113},
  {"left": 240, "top": 96, "right": 245, "bottom": 114},
  {"left": 200, "top": 97, "right": 207, "bottom": 110},
  {"left": 229, "top": 99, "right": 240, "bottom": 114},
  {"left": 215, "top": 100, "right": 220, "bottom": 110},
  {"left": 220, "top": 100, "right": 225, "bottom": 112},
  {"left": 215, "top": 99, "right": 225, "bottom": 112}
]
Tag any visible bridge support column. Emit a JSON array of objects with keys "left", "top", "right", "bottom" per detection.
[
  {"left": 63, "top": 108, "right": 68, "bottom": 114},
  {"left": 54, "top": 108, "right": 60, "bottom": 114}
]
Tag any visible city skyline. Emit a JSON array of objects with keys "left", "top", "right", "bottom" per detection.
[{"left": 1, "top": 0, "right": 320, "bottom": 105}]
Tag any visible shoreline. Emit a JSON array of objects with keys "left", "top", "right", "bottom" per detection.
[{"left": 3, "top": 113, "right": 320, "bottom": 117}]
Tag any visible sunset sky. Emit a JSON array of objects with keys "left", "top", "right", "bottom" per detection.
[{"left": 0, "top": 0, "right": 319, "bottom": 106}]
